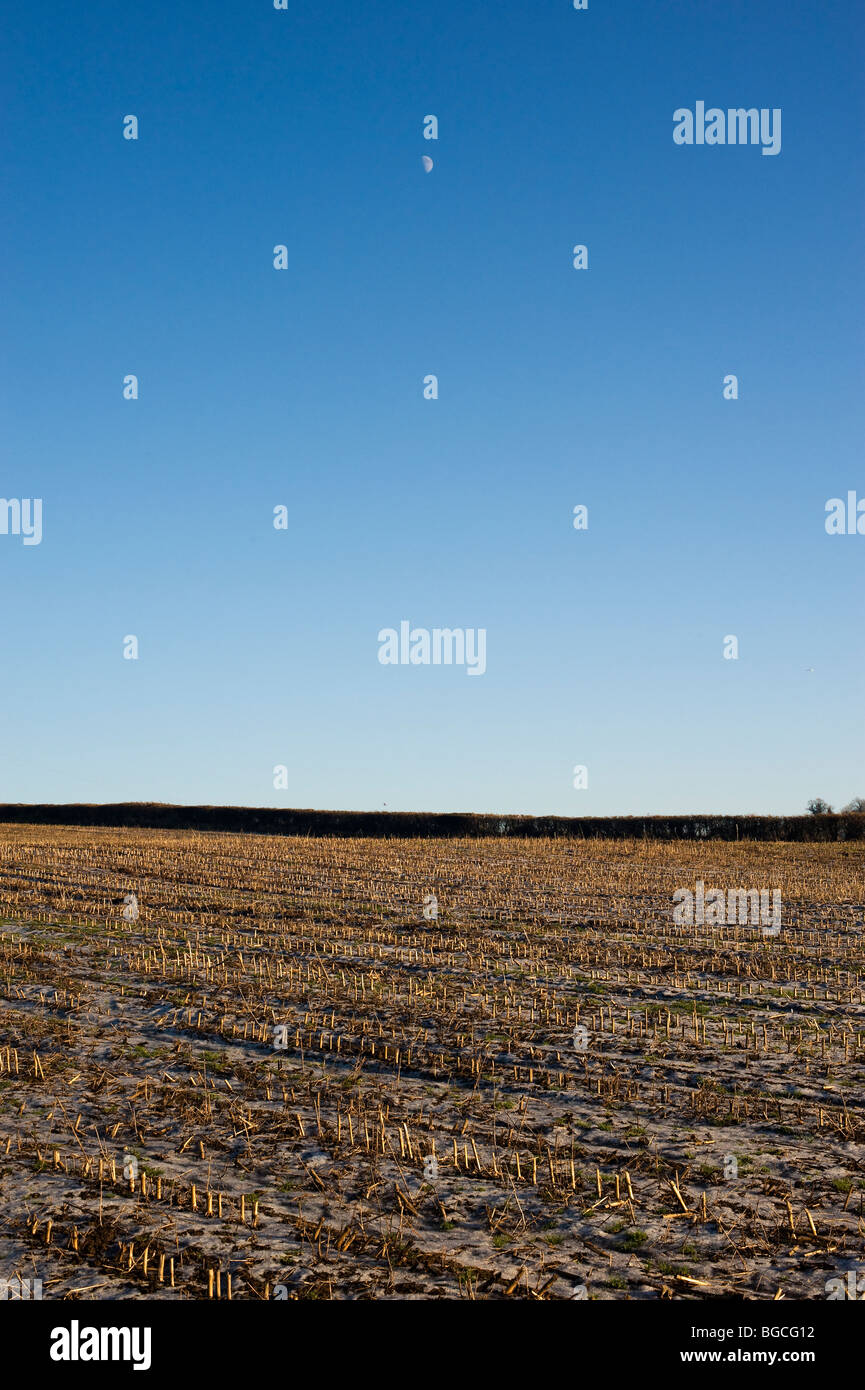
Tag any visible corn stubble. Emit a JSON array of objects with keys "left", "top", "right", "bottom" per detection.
[{"left": 0, "top": 825, "right": 863, "bottom": 1300}]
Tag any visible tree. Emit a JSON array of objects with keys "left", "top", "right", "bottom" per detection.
[
  {"left": 807, "top": 798, "right": 833, "bottom": 815},
  {"left": 841, "top": 797, "right": 865, "bottom": 812}
]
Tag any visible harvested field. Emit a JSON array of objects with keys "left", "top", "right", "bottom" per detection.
[{"left": 0, "top": 824, "right": 863, "bottom": 1301}]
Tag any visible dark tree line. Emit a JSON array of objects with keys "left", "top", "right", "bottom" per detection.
[{"left": 0, "top": 803, "right": 863, "bottom": 841}]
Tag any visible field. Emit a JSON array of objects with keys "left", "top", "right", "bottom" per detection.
[{"left": 0, "top": 824, "right": 863, "bottom": 1301}]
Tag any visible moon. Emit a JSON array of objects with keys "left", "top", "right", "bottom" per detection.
[{"left": 422, "top": 155, "right": 433, "bottom": 172}]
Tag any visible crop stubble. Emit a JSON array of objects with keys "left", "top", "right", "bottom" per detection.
[{"left": 0, "top": 825, "right": 863, "bottom": 1300}]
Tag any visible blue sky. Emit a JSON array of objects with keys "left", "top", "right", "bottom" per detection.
[{"left": 1, "top": 0, "right": 862, "bottom": 815}]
